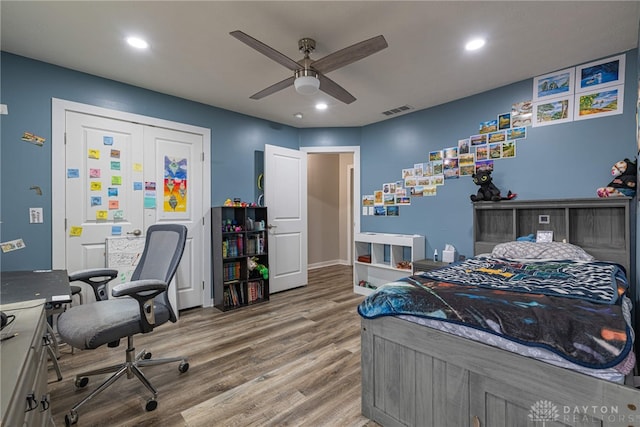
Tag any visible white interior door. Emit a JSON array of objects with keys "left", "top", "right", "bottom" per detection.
[
  {"left": 55, "top": 101, "right": 210, "bottom": 310},
  {"left": 143, "top": 126, "right": 204, "bottom": 309},
  {"left": 264, "top": 144, "right": 308, "bottom": 293},
  {"left": 65, "top": 111, "right": 145, "bottom": 294}
]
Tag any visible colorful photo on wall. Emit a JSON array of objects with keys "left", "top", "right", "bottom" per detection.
[
  {"left": 533, "top": 97, "right": 573, "bottom": 127},
  {"left": 475, "top": 145, "right": 489, "bottom": 161},
  {"left": 424, "top": 162, "right": 434, "bottom": 176},
  {"left": 411, "top": 186, "right": 424, "bottom": 197},
  {"left": 432, "top": 160, "right": 443, "bottom": 175},
  {"left": 458, "top": 139, "right": 470, "bottom": 154},
  {"left": 488, "top": 131, "right": 506, "bottom": 143},
  {"left": 511, "top": 100, "right": 533, "bottom": 127},
  {"left": 459, "top": 153, "right": 475, "bottom": 176},
  {"left": 502, "top": 141, "right": 517, "bottom": 158},
  {"left": 395, "top": 181, "right": 404, "bottom": 191},
  {"left": 574, "top": 85, "right": 624, "bottom": 120},
  {"left": 383, "top": 194, "right": 395, "bottom": 205},
  {"left": 533, "top": 67, "right": 574, "bottom": 101},
  {"left": 404, "top": 177, "right": 417, "bottom": 188},
  {"left": 443, "top": 158, "right": 459, "bottom": 179},
  {"left": 374, "top": 206, "right": 386, "bottom": 216},
  {"left": 402, "top": 168, "right": 415, "bottom": 179},
  {"left": 576, "top": 54, "right": 625, "bottom": 93},
  {"left": 489, "top": 143, "right": 502, "bottom": 159},
  {"left": 429, "top": 150, "right": 443, "bottom": 162},
  {"left": 163, "top": 156, "right": 187, "bottom": 212},
  {"left": 470, "top": 134, "right": 487, "bottom": 146},
  {"left": 475, "top": 160, "right": 494, "bottom": 172},
  {"left": 413, "top": 163, "right": 425, "bottom": 176},
  {"left": 362, "top": 195, "right": 374, "bottom": 206},
  {"left": 374, "top": 190, "right": 383, "bottom": 205},
  {"left": 506, "top": 126, "right": 527, "bottom": 140},
  {"left": 386, "top": 206, "right": 399, "bottom": 216},
  {"left": 431, "top": 175, "right": 445, "bottom": 186},
  {"left": 479, "top": 119, "right": 497, "bottom": 134},
  {"left": 444, "top": 147, "right": 458, "bottom": 159},
  {"left": 396, "top": 195, "right": 411, "bottom": 205},
  {"left": 498, "top": 112, "right": 511, "bottom": 130},
  {"left": 416, "top": 177, "right": 430, "bottom": 186},
  {"left": 423, "top": 186, "right": 437, "bottom": 196}
]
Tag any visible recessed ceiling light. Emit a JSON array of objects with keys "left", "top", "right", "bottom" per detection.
[
  {"left": 294, "top": 112, "right": 303, "bottom": 119},
  {"left": 465, "top": 38, "right": 485, "bottom": 51},
  {"left": 126, "top": 36, "right": 149, "bottom": 49},
  {"left": 315, "top": 102, "right": 328, "bottom": 111}
]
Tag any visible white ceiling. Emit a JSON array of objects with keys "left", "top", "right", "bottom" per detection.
[{"left": 2, "top": 1, "right": 639, "bottom": 128}]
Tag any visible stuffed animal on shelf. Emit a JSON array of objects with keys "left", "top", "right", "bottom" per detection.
[
  {"left": 596, "top": 158, "right": 637, "bottom": 198},
  {"left": 248, "top": 256, "right": 269, "bottom": 280},
  {"left": 470, "top": 169, "right": 516, "bottom": 202}
]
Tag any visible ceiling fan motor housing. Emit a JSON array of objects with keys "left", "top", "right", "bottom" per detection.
[{"left": 298, "top": 38, "right": 316, "bottom": 55}]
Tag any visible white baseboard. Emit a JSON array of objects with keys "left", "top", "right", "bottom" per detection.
[{"left": 308, "top": 259, "right": 351, "bottom": 270}]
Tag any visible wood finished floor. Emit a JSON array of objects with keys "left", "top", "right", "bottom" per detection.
[{"left": 49, "top": 265, "right": 380, "bottom": 427}]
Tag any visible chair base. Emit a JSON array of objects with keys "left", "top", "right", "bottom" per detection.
[{"left": 64, "top": 336, "right": 189, "bottom": 426}]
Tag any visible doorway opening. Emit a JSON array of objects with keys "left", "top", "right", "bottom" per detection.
[{"left": 301, "top": 146, "right": 360, "bottom": 272}]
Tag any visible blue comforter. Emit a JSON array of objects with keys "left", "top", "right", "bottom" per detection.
[{"left": 357, "top": 257, "right": 632, "bottom": 369}]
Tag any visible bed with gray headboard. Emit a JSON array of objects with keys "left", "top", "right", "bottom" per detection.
[{"left": 359, "top": 198, "right": 639, "bottom": 427}]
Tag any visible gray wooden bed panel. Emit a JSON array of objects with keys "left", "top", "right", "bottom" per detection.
[
  {"left": 361, "top": 316, "right": 640, "bottom": 427},
  {"left": 360, "top": 198, "right": 640, "bottom": 427}
]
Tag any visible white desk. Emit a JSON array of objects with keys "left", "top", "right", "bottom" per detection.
[{"left": 0, "top": 299, "right": 53, "bottom": 426}]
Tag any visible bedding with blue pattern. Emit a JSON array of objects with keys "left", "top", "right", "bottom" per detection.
[{"left": 357, "top": 257, "right": 633, "bottom": 370}]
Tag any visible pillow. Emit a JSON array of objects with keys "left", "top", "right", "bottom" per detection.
[{"left": 490, "top": 241, "right": 595, "bottom": 261}]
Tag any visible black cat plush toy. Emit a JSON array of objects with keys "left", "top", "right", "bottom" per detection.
[{"left": 470, "top": 170, "right": 516, "bottom": 202}]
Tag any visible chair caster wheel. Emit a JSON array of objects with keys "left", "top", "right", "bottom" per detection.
[
  {"left": 145, "top": 398, "right": 158, "bottom": 412},
  {"left": 65, "top": 411, "right": 78, "bottom": 426},
  {"left": 75, "top": 377, "right": 89, "bottom": 388},
  {"left": 143, "top": 351, "right": 152, "bottom": 359},
  {"left": 179, "top": 361, "right": 189, "bottom": 373}
]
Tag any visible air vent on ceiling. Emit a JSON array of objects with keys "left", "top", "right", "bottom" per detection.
[{"left": 381, "top": 105, "right": 414, "bottom": 116}]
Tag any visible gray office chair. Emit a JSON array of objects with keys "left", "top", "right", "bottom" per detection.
[{"left": 57, "top": 224, "right": 189, "bottom": 426}]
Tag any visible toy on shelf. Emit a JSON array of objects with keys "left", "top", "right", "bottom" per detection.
[
  {"left": 470, "top": 169, "right": 516, "bottom": 202},
  {"left": 224, "top": 198, "right": 258, "bottom": 207},
  {"left": 596, "top": 158, "right": 637, "bottom": 198},
  {"left": 248, "top": 256, "right": 269, "bottom": 280}
]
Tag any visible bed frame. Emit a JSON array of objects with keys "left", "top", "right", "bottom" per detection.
[{"left": 361, "top": 198, "right": 640, "bottom": 426}]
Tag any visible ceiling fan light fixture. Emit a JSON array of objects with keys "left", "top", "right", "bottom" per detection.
[{"left": 294, "top": 69, "right": 320, "bottom": 95}]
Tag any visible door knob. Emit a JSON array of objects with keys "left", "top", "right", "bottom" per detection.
[{"left": 127, "top": 229, "right": 142, "bottom": 236}]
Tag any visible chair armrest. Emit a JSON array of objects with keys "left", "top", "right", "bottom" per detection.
[
  {"left": 112, "top": 279, "right": 168, "bottom": 333},
  {"left": 112, "top": 279, "right": 167, "bottom": 297},
  {"left": 68, "top": 268, "right": 118, "bottom": 301}
]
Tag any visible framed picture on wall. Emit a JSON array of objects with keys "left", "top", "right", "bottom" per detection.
[
  {"left": 574, "top": 85, "right": 624, "bottom": 121},
  {"left": 575, "top": 54, "right": 625, "bottom": 93},
  {"left": 533, "top": 96, "right": 574, "bottom": 127},
  {"left": 533, "top": 67, "right": 575, "bottom": 101}
]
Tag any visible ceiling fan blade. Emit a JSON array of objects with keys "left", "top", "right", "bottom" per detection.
[
  {"left": 312, "top": 35, "right": 388, "bottom": 74},
  {"left": 230, "top": 30, "right": 301, "bottom": 71},
  {"left": 318, "top": 74, "right": 356, "bottom": 104},
  {"left": 250, "top": 76, "right": 296, "bottom": 100}
]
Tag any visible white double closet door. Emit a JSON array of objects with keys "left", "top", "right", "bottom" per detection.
[{"left": 52, "top": 100, "right": 211, "bottom": 310}]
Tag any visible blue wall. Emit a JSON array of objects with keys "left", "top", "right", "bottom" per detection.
[
  {"left": 0, "top": 52, "right": 298, "bottom": 270},
  {"left": 1, "top": 50, "right": 637, "bottom": 272},
  {"left": 358, "top": 49, "right": 638, "bottom": 260}
]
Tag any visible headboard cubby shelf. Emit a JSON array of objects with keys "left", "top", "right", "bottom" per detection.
[{"left": 473, "top": 198, "right": 632, "bottom": 275}]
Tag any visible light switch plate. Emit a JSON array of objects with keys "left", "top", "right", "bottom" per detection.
[{"left": 29, "top": 207, "right": 43, "bottom": 224}]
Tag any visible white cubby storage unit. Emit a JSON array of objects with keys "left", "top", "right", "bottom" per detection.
[{"left": 353, "top": 232, "right": 425, "bottom": 296}]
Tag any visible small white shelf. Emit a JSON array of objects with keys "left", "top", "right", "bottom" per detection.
[{"left": 353, "top": 232, "right": 425, "bottom": 296}]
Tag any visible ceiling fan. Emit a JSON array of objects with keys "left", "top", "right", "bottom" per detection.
[{"left": 230, "top": 30, "right": 388, "bottom": 104}]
